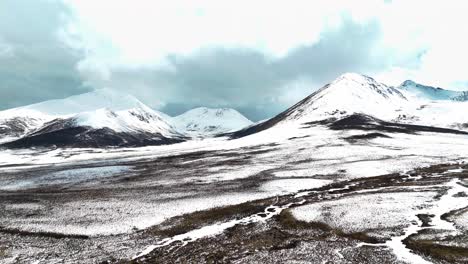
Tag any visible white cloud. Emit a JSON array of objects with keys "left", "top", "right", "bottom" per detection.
[
  {"left": 62, "top": 0, "right": 468, "bottom": 89},
  {"left": 62, "top": 0, "right": 365, "bottom": 66},
  {"left": 2, "top": 0, "right": 468, "bottom": 116},
  {"left": 76, "top": 57, "right": 111, "bottom": 86},
  {"left": 369, "top": 0, "right": 468, "bottom": 89},
  {"left": 0, "top": 39, "right": 14, "bottom": 57}
]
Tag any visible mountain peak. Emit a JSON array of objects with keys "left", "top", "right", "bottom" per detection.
[
  {"left": 189, "top": 107, "right": 239, "bottom": 117},
  {"left": 334, "top": 73, "right": 374, "bottom": 84},
  {"left": 266, "top": 73, "right": 408, "bottom": 125},
  {"left": 325, "top": 73, "right": 406, "bottom": 99},
  {"left": 19, "top": 88, "right": 146, "bottom": 116},
  {"left": 173, "top": 107, "right": 253, "bottom": 136},
  {"left": 399, "top": 80, "right": 447, "bottom": 91},
  {"left": 401, "top": 80, "right": 417, "bottom": 86},
  {"left": 397, "top": 80, "right": 466, "bottom": 101}
]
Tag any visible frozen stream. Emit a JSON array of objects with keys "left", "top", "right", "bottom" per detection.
[
  {"left": 132, "top": 199, "right": 306, "bottom": 260},
  {"left": 132, "top": 181, "right": 359, "bottom": 260},
  {"left": 378, "top": 178, "right": 467, "bottom": 264},
  {"left": 134, "top": 175, "right": 468, "bottom": 263}
]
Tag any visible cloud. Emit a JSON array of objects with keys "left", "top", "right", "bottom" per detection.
[
  {"left": 1, "top": 0, "right": 467, "bottom": 121},
  {"left": 0, "top": 38, "right": 14, "bottom": 57},
  {"left": 63, "top": 0, "right": 343, "bottom": 65},
  {"left": 76, "top": 58, "right": 111, "bottom": 87},
  {"left": 0, "top": 0, "right": 89, "bottom": 110},
  {"left": 84, "top": 17, "right": 401, "bottom": 120}
]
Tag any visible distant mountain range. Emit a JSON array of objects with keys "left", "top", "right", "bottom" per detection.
[
  {"left": 1, "top": 74, "right": 467, "bottom": 148},
  {"left": 399, "top": 80, "right": 468, "bottom": 101},
  {"left": 0, "top": 89, "right": 253, "bottom": 148}
]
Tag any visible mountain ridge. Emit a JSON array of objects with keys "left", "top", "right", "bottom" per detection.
[
  {"left": 172, "top": 107, "right": 253, "bottom": 137},
  {"left": 230, "top": 73, "right": 468, "bottom": 138},
  {"left": 2, "top": 73, "right": 468, "bottom": 147},
  {"left": 398, "top": 80, "right": 468, "bottom": 101}
]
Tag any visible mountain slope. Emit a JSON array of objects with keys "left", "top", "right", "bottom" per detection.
[
  {"left": 280, "top": 73, "right": 408, "bottom": 123},
  {"left": 230, "top": 73, "right": 468, "bottom": 138},
  {"left": 0, "top": 109, "right": 52, "bottom": 143},
  {"left": 21, "top": 88, "right": 146, "bottom": 115},
  {"left": 398, "top": 80, "right": 468, "bottom": 101},
  {"left": 1, "top": 89, "right": 185, "bottom": 148},
  {"left": 450, "top": 91, "right": 468, "bottom": 102},
  {"left": 173, "top": 107, "right": 253, "bottom": 136},
  {"left": 0, "top": 88, "right": 152, "bottom": 143},
  {"left": 231, "top": 73, "right": 409, "bottom": 138}
]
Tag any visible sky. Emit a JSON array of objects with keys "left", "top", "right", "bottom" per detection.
[{"left": 1, "top": 0, "right": 467, "bottom": 121}]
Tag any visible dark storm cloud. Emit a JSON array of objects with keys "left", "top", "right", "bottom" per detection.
[{"left": 0, "top": 0, "right": 88, "bottom": 110}]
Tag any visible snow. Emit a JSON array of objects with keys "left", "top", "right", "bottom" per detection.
[
  {"left": 133, "top": 199, "right": 306, "bottom": 260},
  {"left": 0, "top": 108, "right": 51, "bottom": 121},
  {"left": 2, "top": 73, "right": 468, "bottom": 145},
  {"left": 20, "top": 88, "right": 145, "bottom": 115},
  {"left": 177, "top": 164, "right": 275, "bottom": 184},
  {"left": 425, "top": 179, "right": 468, "bottom": 233},
  {"left": 73, "top": 105, "right": 178, "bottom": 136},
  {"left": 0, "top": 109, "right": 53, "bottom": 142},
  {"left": 451, "top": 210, "right": 468, "bottom": 231},
  {"left": 399, "top": 80, "right": 465, "bottom": 101},
  {"left": 272, "top": 168, "right": 340, "bottom": 177},
  {"left": 0, "top": 88, "right": 180, "bottom": 140},
  {"left": 4, "top": 192, "right": 277, "bottom": 236},
  {"left": 279, "top": 73, "right": 409, "bottom": 124},
  {"left": 384, "top": 178, "right": 468, "bottom": 264},
  {"left": 290, "top": 191, "right": 436, "bottom": 233},
  {"left": 251, "top": 73, "right": 468, "bottom": 133},
  {"left": 4, "top": 122, "right": 468, "bottom": 239},
  {"left": 385, "top": 220, "right": 432, "bottom": 264},
  {"left": 3, "top": 73, "right": 468, "bottom": 263},
  {"left": 172, "top": 107, "right": 253, "bottom": 136},
  {"left": 291, "top": 176, "right": 468, "bottom": 264},
  {"left": 0, "top": 166, "right": 131, "bottom": 191},
  {"left": 260, "top": 179, "right": 332, "bottom": 194},
  {"left": 3, "top": 121, "right": 468, "bottom": 180}
]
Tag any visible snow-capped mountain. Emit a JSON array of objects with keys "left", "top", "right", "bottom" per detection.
[
  {"left": 0, "top": 89, "right": 185, "bottom": 148},
  {"left": 172, "top": 107, "right": 253, "bottom": 137},
  {"left": 0, "top": 109, "right": 52, "bottom": 144},
  {"left": 231, "top": 73, "right": 468, "bottom": 138},
  {"left": 398, "top": 80, "right": 468, "bottom": 101},
  {"left": 3, "top": 74, "right": 468, "bottom": 147},
  {"left": 22, "top": 88, "right": 148, "bottom": 115},
  {"left": 279, "top": 73, "right": 409, "bottom": 123},
  {"left": 0, "top": 88, "right": 151, "bottom": 142}
]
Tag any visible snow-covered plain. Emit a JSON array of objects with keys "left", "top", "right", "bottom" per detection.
[
  {"left": 0, "top": 165, "right": 131, "bottom": 191},
  {"left": 2, "top": 123, "right": 468, "bottom": 238},
  {"left": 291, "top": 191, "right": 437, "bottom": 235}
]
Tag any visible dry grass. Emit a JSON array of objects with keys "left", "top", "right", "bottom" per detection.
[
  {"left": 0, "top": 226, "right": 89, "bottom": 239},
  {"left": 0, "top": 246, "right": 9, "bottom": 258},
  {"left": 404, "top": 237, "right": 468, "bottom": 262},
  {"left": 146, "top": 200, "right": 268, "bottom": 237},
  {"left": 277, "top": 210, "right": 381, "bottom": 244}
]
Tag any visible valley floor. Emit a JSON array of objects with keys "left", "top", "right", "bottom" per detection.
[{"left": 1, "top": 124, "right": 468, "bottom": 263}]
